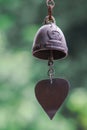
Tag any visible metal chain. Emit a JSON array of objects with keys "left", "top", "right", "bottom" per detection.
[
  {"left": 48, "top": 59, "right": 55, "bottom": 84},
  {"left": 46, "top": 0, "right": 55, "bottom": 21}
]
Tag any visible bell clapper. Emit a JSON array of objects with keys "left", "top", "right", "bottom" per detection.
[{"left": 48, "top": 51, "right": 55, "bottom": 84}]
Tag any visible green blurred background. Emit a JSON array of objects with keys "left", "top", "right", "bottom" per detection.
[{"left": 0, "top": 0, "right": 87, "bottom": 130}]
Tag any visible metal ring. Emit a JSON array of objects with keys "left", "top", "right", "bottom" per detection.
[
  {"left": 48, "top": 60, "right": 53, "bottom": 66},
  {"left": 48, "top": 68, "right": 54, "bottom": 76},
  {"left": 46, "top": 0, "right": 55, "bottom": 8}
]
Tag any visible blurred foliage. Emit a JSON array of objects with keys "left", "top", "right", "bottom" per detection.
[{"left": 0, "top": 0, "right": 87, "bottom": 130}]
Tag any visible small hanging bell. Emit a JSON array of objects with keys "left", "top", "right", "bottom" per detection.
[
  {"left": 32, "top": 17, "right": 68, "bottom": 60},
  {"left": 32, "top": 0, "right": 70, "bottom": 120}
]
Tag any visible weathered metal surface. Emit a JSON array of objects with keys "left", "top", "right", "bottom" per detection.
[
  {"left": 32, "top": 23, "right": 68, "bottom": 60},
  {"left": 35, "top": 78, "right": 69, "bottom": 119}
]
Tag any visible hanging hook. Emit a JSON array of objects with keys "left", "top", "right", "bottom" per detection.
[
  {"left": 44, "top": 0, "right": 55, "bottom": 24},
  {"left": 46, "top": 0, "right": 55, "bottom": 21}
]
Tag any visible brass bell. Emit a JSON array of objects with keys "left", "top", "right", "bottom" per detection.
[{"left": 32, "top": 22, "right": 68, "bottom": 60}]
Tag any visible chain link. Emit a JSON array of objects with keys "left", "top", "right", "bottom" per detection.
[
  {"left": 48, "top": 59, "right": 55, "bottom": 84},
  {"left": 46, "top": 0, "right": 55, "bottom": 8}
]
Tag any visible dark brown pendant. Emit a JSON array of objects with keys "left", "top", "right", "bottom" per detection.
[{"left": 35, "top": 78, "right": 69, "bottom": 119}]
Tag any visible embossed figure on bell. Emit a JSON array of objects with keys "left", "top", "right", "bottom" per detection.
[{"left": 32, "top": 22, "right": 68, "bottom": 60}]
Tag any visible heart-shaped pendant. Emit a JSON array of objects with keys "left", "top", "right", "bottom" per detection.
[{"left": 35, "top": 78, "right": 69, "bottom": 120}]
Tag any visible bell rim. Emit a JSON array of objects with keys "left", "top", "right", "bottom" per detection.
[{"left": 32, "top": 48, "right": 68, "bottom": 60}]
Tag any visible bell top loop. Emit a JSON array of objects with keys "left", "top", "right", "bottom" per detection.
[{"left": 44, "top": 16, "right": 56, "bottom": 25}]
